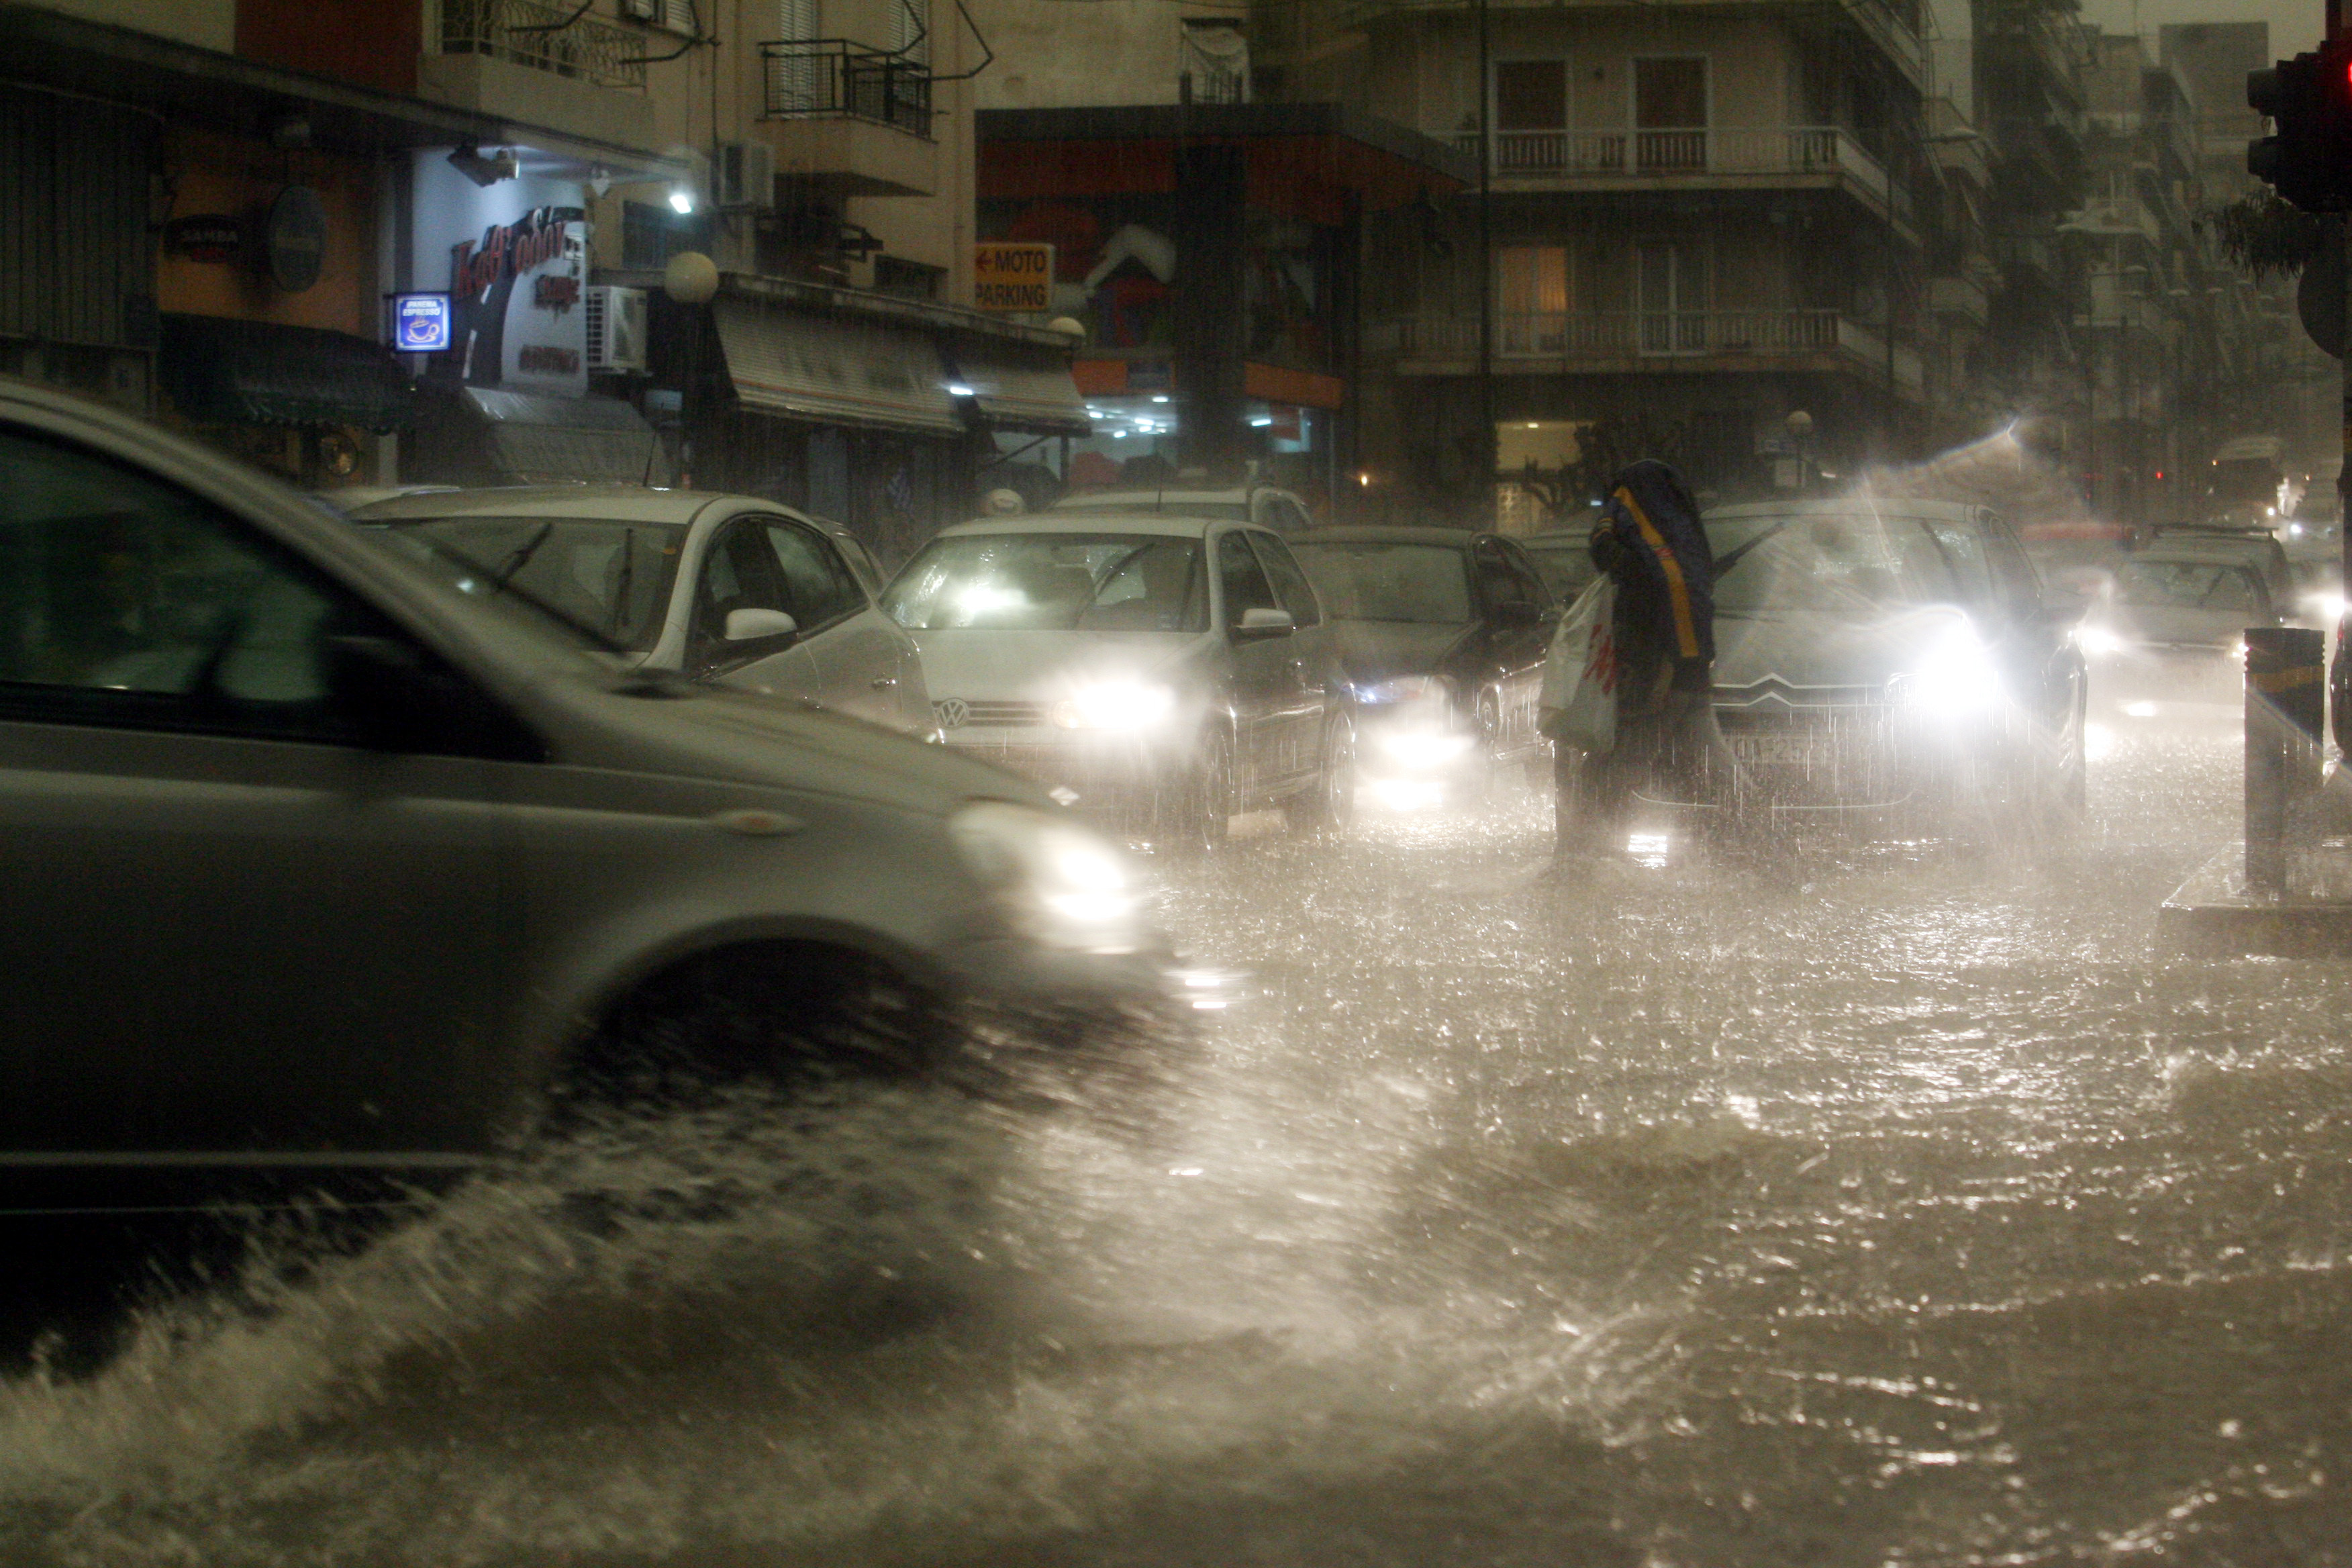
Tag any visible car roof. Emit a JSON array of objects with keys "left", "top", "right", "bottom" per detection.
[
  {"left": 1291, "top": 526, "right": 1479, "bottom": 548},
  {"left": 344, "top": 485, "right": 866, "bottom": 540},
  {"left": 2128, "top": 544, "right": 2269, "bottom": 567},
  {"left": 938, "top": 511, "right": 1232, "bottom": 540}
]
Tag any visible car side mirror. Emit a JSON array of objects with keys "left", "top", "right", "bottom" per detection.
[
  {"left": 1491, "top": 599, "right": 1541, "bottom": 628},
  {"left": 1234, "top": 606, "right": 1294, "bottom": 639},
  {"left": 726, "top": 607, "right": 799, "bottom": 642}
]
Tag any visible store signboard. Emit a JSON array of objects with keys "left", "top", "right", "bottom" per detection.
[
  {"left": 974, "top": 242, "right": 1052, "bottom": 311},
  {"left": 390, "top": 293, "right": 453, "bottom": 352},
  {"left": 408, "top": 152, "right": 589, "bottom": 396}
]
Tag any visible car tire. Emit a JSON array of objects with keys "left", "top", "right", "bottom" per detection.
[
  {"left": 1163, "top": 724, "right": 1235, "bottom": 852},
  {"left": 1285, "top": 712, "right": 1357, "bottom": 832},
  {"left": 1463, "top": 689, "right": 1504, "bottom": 807}
]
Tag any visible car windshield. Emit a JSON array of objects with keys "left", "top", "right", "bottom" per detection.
[
  {"left": 1287, "top": 542, "right": 1473, "bottom": 624},
  {"left": 376, "top": 517, "right": 682, "bottom": 652},
  {"left": 2116, "top": 559, "right": 2265, "bottom": 611},
  {"left": 1520, "top": 538, "right": 1600, "bottom": 603},
  {"left": 1708, "top": 513, "right": 1964, "bottom": 616},
  {"left": 882, "top": 533, "right": 1208, "bottom": 632}
]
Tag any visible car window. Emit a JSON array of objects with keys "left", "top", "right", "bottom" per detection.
[
  {"left": 1246, "top": 532, "right": 1323, "bottom": 626},
  {"left": 388, "top": 516, "right": 679, "bottom": 652},
  {"left": 692, "top": 520, "right": 796, "bottom": 656},
  {"left": 2116, "top": 560, "right": 2266, "bottom": 612},
  {"left": 1496, "top": 542, "right": 1553, "bottom": 610},
  {"left": 759, "top": 518, "right": 865, "bottom": 631},
  {"left": 1290, "top": 541, "right": 1475, "bottom": 624},
  {"left": 883, "top": 533, "right": 1208, "bottom": 632},
  {"left": 1973, "top": 513, "right": 2041, "bottom": 608},
  {"left": 1920, "top": 519, "right": 1996, "bottom": 607},
  {"left": 1079, "top": 538, "right": 1208, "bottom": 632},
  {"left": 1216, "top": 529, "right": 1281, "bottom": 624},
  {"left": 1472, "top": 539, "right": 1545, "bottom": 612},
  {"left": 832, "top": 532, "right": 884, "bottom": 597},
  {"left": 0, "top": 426, "right": 361, "bottom": 742},
  {"left": 1709, "top": 514, "right": 1959, "bottom": 616},
  {"left": 1523, "top": 538, "right": 1599, "bottom": 603}
]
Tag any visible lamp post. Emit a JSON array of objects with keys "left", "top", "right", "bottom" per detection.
[
  {"left": 662, "top": 250, "right": 720, "bottom": 489},
  {"left": 1785, "top": 408, "right": 1814, "bottom": 492}
]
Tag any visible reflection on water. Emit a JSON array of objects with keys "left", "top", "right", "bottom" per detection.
[{"left": 8, "top": 662, "right": 2352, "bottom": 1565}]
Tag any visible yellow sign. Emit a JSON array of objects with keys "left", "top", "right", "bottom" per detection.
[{"left": 974, "top": 242, "right": 1053, "bottom": 311}]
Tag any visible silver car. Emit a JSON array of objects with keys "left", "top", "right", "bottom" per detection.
[
  {"left": 347, "top": 487, "right": 932, "bottom": 736},
  {"left": 881, "top": 512, "right": 1354, "bottom": 844},
  {"left": 0, "top": 379, "right": 1170, "bottom": 1214}
]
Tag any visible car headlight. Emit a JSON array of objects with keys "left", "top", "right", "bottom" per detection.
[
  {"left": 950, "top": 801, "right": 1146, "bottom": 954},
  {"left": 1050, "top": 679, "right": 1175, "bottom": 730},
  {"left": 1892, "top": 630, "right": 2004, "bottom": 713},
  {"left": 2075, "top": 625, "right": 2123, "bottom": 658},
  {"left": 1376, "top": 728, "right": 1473, "bottom": 768},
  {"left": 1355, "top": 675, "right": 1450, "bottom": 705}
]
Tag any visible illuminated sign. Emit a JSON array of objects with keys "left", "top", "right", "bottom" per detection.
[
  {"left": 390, "top": 293, "right": 453, "bottom": 352},
  {"left": 974, "top": 242, "right": 1053, "bottom": 311}
]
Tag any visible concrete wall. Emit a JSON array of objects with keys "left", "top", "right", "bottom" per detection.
[
  {"left": 32, "top": 0, "right": 231, "bottom": 50},
  {"left": 971, "top": 0, "right": 1241, "bottom": 109}
]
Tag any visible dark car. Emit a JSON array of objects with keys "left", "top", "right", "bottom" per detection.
[
  {"left": 1287, "top": 528, "right": 1556, "bottom": 801},
  {"left": 1518, "top": 527, "right": 1603, "bottom": 608},
  {"left": 1668, "top": 498, "right": 2087, "bottom": 826}
]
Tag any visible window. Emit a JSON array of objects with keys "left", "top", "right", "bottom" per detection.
[
  {"left": 1217, "top": 530, "right": 1280, "bottom": 624},
  {"left": 873, "top": 256, "right": 945, "bottom": 300},
  {"left": 890, "top": 0, "right": 929, "bottom": 62},
  {"left": 622, "top": 200, "right": 695, "bottom": 272},
  {"left": 1634, "top": 57, "right": 1707, "bottom": 170},
  {"left": 1247, "top": 532, "right": 1322, "bottom": 627},
  {"left": 1473, "top": 540, "right": 1549, "bottom": 611},
  {"left": 1493, "top": 59, "right": 1567, "bottom": 132},
  {"left": 1920, "top": 519, "right": 1995, "bottom": 607},
  {"left": 1638, "top": 242, "right": 1709, "bottom": 353},
  {"left": 1498, "top": 246, "right": 1569, "bottom": 353},
  {"left": 760, "top": 520, "right": 865, "bottom": 630},
  {"left": 0, "top": 428, "right": 362, "bottom": 740},
  {"left": 881, "top": 534, "right": 1206, "bottom": 632},
  {"left": 393, "top": 517, "right": 680, "bottom": 652},
  {"left": 1079, "top": 538, "right": 1208, "bottom": 632},
  {"left": 1287, "top": 542, "right": 1474, "bottom": 625}
]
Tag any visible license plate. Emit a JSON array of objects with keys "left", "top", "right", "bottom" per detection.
[{"left": 1728, "top": 733, "right": 1834, "bottom": 767}]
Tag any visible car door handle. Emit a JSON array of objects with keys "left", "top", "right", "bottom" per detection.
[{"left": 871, "top": 677, "right": 898, "bottom": 689}]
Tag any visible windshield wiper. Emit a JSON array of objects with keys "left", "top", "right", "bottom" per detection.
[
  {"left": 491, "top": 521, "right": 556, "bottom": 587},
  {"left": 398, "top": 530, "right": 630, "bottom": 654},
  {"left": 1713, "top": 518, "right": 1795, "bottom": 577}
]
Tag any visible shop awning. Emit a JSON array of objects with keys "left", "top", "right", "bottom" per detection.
[
  {"left": 947, "top": 344, "right": 1091, "bottom": 436},
  {"left": 461, "top": 388, "right": 666, "bottom": 485},
  {"left": 714, "top": 299, "right": 963, "bottom": 436},
  {"left": 159, "top": 313, "right": 417, "bottom": 432}
]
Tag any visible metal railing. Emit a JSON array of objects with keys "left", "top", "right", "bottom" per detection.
[
  {"left": 761, "top": 40, "right": 933, "bottom": 135},
  {"left": 1455, "top": 126, "right": 1891, "bottom": 203},
  {"left": 439, "top": 0, "right": 646, "bottom": 89}
]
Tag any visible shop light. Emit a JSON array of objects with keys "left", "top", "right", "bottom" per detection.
[
  {"left": 668, "top": 185, "right": 695, "bottom": 215},
  {"left": 1249, "top": 416, "right": 1273, "bottom": 428},
  {"left": 943, "top": 381, "right": 976, "bottom": 396},
  {"left": 1151, "top": 395, "right": 1170, "bottom": 403}
]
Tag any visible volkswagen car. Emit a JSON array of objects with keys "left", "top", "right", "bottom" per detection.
[
  {"left": 881, "top": 511, "right": 1353, "bottom": 844},
  {"left": 1660, "top": 497, "right": 2087, "bottom": 828},
  {"left": 1287, "top": 527, "right": 1557, "bottom": 803}
]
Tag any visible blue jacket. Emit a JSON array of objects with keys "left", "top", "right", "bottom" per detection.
[{"left": 1594, "top": 460, "right": 1716, "bottom": 683}]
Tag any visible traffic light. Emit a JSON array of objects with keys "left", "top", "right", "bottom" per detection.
[{"left": 2248, "top": 42, "right": 2352, "bottom": 211}]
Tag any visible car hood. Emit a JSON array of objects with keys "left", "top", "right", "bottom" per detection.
[
  {"left": 524, "top": 670, "right": 1052, "bottom": 818},
  {"left": 908, "top": 629, "right": 1206, "bottom": 700},
  {"left": 1712, "top": 607, "right": 1975, "bottom": 696},
  {"left": 1329, "top": 620, "right": 1474, "bottom": 683},
  {"left": 2108, "top": 603, "right": 2259, "bottom": 646}
]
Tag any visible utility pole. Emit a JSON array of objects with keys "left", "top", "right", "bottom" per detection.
[{"left": 1476, "top": 0, "right": 1493, "bottom": 527}]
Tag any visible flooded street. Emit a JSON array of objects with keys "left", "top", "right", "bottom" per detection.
[{"left": 10, "top": 660, "right": 2352, "bottom": 1567}]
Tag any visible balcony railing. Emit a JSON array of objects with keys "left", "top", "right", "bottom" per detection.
[
  {"left": 440, "top": 0, "right": 646, "bottom": 90},
  {"left": 761, "top": 40, "right": 933, "bottom": 135},
  {"left": 1369, "top": 309, "right": 1923, "bottom": 389},
  {"left": 1456, "top": 126, "right": 1892, "bottom": 205}
]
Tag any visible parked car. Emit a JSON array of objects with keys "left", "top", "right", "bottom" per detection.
[
  {"left": 2139, "top": 523, "right": 2292, "bottom": 605},
  {"left": 2077, "top": 546, "right": 2281, "bottom": 660},
  {"left": 346, "top": 487, "right": 931, "bottom": 736},
  {"left": 1663, "top": 498, "right": 2087, "bottom": 825},
  {"left": 1286, "top": 527, "right": 1557, "bottom": 800},
  {"left": 1518, "top": 526, "right": 1602, "bottom": 608},
  {"left": 1050, "top": 483, "right": 1315, "bottom": 534},
  {"left": 880, "top": 511, "right": 1353, "bottom": 844},
  {"left": 0, "top": 378, "right": 1171, "bottom": 1214}
]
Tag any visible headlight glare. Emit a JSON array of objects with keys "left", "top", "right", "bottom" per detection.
[
  {"left": 1377, "top": 728, "right": 1473, "bottom": 767},
  {"left": 2075, "top": 625, "right": 2122, "bottom": 658},
  {"left": 1357, "top": 675, "right": 1447, "bottom": 705},
  {"left": 1892, "top": 630, "right": 2003, "bottom": 713},
  {"left": 950, "top": 801, "right": 1146, "bottom": 953},
  {"left": 1050, "top": 679, "right": 1175, "bottom": 730}
]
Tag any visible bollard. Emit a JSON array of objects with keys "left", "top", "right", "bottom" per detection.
[{"left": 2246, "top": 626, "right": 2326, "bottom": 897}]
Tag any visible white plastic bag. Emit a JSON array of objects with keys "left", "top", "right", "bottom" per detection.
[{"left": 1536, "top": 576, "right": 1618, "bottom": 755}]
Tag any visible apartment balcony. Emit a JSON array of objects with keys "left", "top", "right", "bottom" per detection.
[
  {"left": 1332, "top": 0, "right": 1922, "bottom": 83},
  {"left": 756, "top": 40, "right": 938, "bottom": 197},
  {"left": 1929, "top": 275, "right": 1990, "bottom": 326},
  {"left": 423, "top": 0, "right": 656, "bottom": 151},
  {"left": 1367, "top": 309, "right": 1923, "bottom": 396},
  {"left": 1457, "top": 126, "right": 1908, "bottom": 223}
]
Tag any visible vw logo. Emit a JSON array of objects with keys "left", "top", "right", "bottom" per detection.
[{"left": 934, "top": 697, "right": 969, "bottom": 730}]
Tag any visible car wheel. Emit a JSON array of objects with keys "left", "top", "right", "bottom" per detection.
[
  {"left": 546, "top": 940, "right": 941, "bottom": 1132},
  {"left": 1463, "top": 689, "right": 1504, "bottom": 806},
  {"left": 1285, "top": 712, "right": 1357, "bottom": 832},
  {"left": 1163, "top": 724, "right": 1235, "bottom": 852}
]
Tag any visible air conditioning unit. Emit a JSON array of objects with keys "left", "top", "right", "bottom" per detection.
[
  {"left": 619, "top": 0, "right": 665, "bottom": 21},
  {"left": 715, "top": 140, "right": 777, "bottom": 211},
  {"left": 584, "top": 285, "right": 649, "bottom": 373}
]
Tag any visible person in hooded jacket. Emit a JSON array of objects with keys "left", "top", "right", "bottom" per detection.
[{"left": 1553, "top": 458, "right": 1738, "bottom": 857}]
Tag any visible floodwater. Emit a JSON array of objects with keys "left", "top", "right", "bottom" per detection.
[{"left": 9, "top": 658, "right": 2352, "bottom": 1567}]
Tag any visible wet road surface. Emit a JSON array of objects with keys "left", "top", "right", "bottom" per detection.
[{"left": 9, "top": 657, "right": 2352, "bottom": 1566}]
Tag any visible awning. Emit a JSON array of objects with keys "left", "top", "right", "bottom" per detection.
[
  {"left": 947, "top": 344, "right": 1091, "bottom": 436},
  {"left": 714, "top": 299, "right": 963, "bottom": 436},
  {"left": 159, "top": 313, "right": 417, "bottom": 432},
  {"left": 460, "top": 388, "right": 666, "bottom": 485}
]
